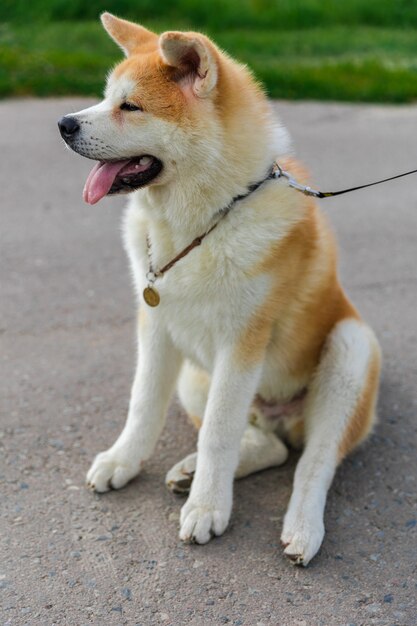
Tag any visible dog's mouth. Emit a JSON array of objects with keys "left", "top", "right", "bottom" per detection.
[{"left": 83, "top": 155, "right": 163, "bottom": 205}]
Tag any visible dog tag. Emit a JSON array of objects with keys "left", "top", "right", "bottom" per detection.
[{"left": 143, "top": 285, "right": 160, "bottom": 307}]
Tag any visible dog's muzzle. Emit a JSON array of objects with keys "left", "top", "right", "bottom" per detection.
[{"left": 57, "top": 114, "right": 163, "bottom": 204}]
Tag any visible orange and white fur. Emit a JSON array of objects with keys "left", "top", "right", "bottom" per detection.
[{"left": 66, "top": 14, "right": 381, "bottom": 565}]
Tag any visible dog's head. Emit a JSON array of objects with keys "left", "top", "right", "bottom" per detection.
[{"left": 58, "top": 13, "right": 231, "bottom": 204}]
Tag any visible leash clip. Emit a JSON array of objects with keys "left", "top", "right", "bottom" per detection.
[{"left": 273, "top": 163, "right": 322, "bottom": 198}]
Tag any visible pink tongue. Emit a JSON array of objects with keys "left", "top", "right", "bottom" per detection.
[{"left": 83, "top": 160, "right": 130, "bottom": 205}]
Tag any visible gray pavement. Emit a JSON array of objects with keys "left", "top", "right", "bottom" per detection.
[{"left": 1, "top": 98, "right": 416, "bottom": 626}]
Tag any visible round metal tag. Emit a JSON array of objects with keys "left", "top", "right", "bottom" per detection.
[{"left": 143, "top": 285, "right": 160, "bottom": 307}]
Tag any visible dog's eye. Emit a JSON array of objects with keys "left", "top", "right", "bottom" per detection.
[{"left": 120, "top": 102, "right": 142, "bottom": 112}]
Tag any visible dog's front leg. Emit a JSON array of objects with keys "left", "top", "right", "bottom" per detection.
[
  {"left": 87, "top": 310, "right": 181, "bottom": 492},
  {"left": 179, "top": 349, "right": 262, "bottom": 544}
]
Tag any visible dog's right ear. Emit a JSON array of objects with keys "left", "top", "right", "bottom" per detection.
[
  {"left": 101, "top": 12, "right": 157, "bottom": 56},
  {"left": 159, "top": 32, "right": 218, "bottom": 97}
]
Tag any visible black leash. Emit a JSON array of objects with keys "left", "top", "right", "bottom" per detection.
[{"left": 273, "top": 162, "right": 417, "bottom": 199}]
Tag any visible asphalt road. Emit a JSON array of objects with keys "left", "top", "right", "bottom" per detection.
[{"left": 1, "top": 98, "right": 416, "bottom": 626}]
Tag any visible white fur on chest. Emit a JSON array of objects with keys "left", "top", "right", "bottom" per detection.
[
  {"left": 123, "top": 182, "right": 302, "bottom": 371},
  {"left": 124, "top": 208, "right": 270, "bottom": 368},
  {"left": 124, "top": 173, "right": 301, "bottom": 370}
]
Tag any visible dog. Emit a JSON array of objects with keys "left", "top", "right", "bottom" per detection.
[{"left": 58, "top": 12, "right": 381, "bottom": 566}]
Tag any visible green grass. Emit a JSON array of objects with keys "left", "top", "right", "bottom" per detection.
[
  {"left": 2, "top": 20, "right": 417, "bottom": 102},
  {"left": 2, "top": 0, "right": 417, "bottom": 30}
]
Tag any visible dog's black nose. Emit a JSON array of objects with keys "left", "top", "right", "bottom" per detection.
[{"left": 58, "top": 116, "right": 80, "bottom": 138}]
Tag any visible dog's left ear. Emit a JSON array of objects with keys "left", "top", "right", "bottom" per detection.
[{"left": 159, "top": 32, "right": 218, "bottom": 97}]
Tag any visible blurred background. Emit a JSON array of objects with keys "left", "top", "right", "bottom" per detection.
[{"left": 1, "top": 0, "right": 417, "bottom": 102}]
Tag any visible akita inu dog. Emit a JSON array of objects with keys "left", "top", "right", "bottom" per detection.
[{"left": 58, "top": 13, "right": 381, "bottom": 565}]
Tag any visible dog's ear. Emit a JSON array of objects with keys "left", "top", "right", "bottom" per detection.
[
  {"left": 101, "top": 12, "right": 157, "bottom": 56},
  {"left": 159, "top": 32, "right": 218, "bottom": 97}
]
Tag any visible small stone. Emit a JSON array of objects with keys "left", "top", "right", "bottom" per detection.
[
  {"left": 357, "top": 594, "right": 370, "bottom": 605},
  {"left": 122, "top": 587, "right": 132, "bottom": 601},
  {"left": 405, "top": 519, "right": 416, "bottom": 528},
  {"left": 20, "top": 482, "right": 29, "bottom": 489},
  {"left": 206, "top": 599, "right": 215, "bottom": 606},
  {"left": 111, "top": 606, "right": 123, "bottom": 613},
  {"left": 48, "top": 439, "right": 64, "bottom": 450},
  {"left": 383, "top": 594, "right": 393, "bottom": 603},
  {"left": 70, "top": 551, "right": 81, "bottom": 559},
  {"left": 84, "top": 579, "right": 96, "bottom": 589},
  {"left": 164, "top": 590, "right": 176, "bottom": 600}
]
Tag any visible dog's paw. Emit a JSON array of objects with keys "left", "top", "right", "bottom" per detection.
[
  {"left": 179, "top": 498, "right": 230, "bottom": 544},
  {"left": 86, "top": 448, "right": 142, "bottom": 493},
  {"left": 280, "top": 514, "right": 324, "bottom": 566},
  {"left": 165, "top": 452, "right": 197, "bottom": 494}
]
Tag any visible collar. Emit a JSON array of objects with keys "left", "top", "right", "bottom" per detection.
[{"left": 143, "top": 164, "right": 276, "bottom": 306}]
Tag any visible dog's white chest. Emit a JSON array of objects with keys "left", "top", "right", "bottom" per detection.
[
  {"left": 128, "top": 227, "right": 270, "bottom": 369},
  {"left": 155, "top": 252, "right": 263, "bottom": 368}
]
